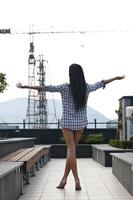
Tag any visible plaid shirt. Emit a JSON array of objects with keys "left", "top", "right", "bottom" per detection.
[{"left": 42, "top": 81, "right": 105, "bottom": 130}]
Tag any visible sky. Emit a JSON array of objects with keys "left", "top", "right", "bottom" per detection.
[{"left": 0, "top": 0, "right": 133, "bottom": 120}]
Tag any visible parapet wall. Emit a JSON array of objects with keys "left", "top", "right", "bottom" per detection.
[{"left": 0, "top": 128, "right": 116, "bottom": 144}]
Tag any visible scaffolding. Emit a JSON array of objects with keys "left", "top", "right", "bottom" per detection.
[{"left": 35, "top": 55, "right": 48, "bottom": 128}]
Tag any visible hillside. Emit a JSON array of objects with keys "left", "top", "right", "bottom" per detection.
[{"left": 0, "top": 97, "right": 110, "bottom": 127}]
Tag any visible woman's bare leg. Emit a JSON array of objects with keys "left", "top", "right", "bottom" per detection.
[
  {"left": 74, "top": 129, "right": 84, "bottom": 145},
  {"left": 62, "top": 157, "right": 71, "bottom": 182},
  {"left": 64, "top": 129, "right": 81, "bottom": 181},
  {"left": 62, "top": 129, "right": 84, "bottom": 182},
  {"left": 57, "top": 128, "right": 84, "bottom": 189},
  {"left": 57, "top": 128, "right": 75, "bottom": 188},
  {"left": 73, "top": 128, "right": 84, "bottom": 189}
]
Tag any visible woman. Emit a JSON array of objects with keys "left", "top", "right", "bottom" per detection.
[{"left": 16, "top": 63, "right": 124, "bottom": 190}]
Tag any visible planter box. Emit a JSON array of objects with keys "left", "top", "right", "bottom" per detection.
[
  {"left": 0, "top": 162, "right": 23, "bottom": 200},
  {"left": 51, "top": 144, "right": 92, "bottom": 158},
  {"left": 0, "top": 138, "right": 35, "bottom": 158},
  {"left": 111, "top": 152, "right": 133, "bottom": 196},
  {"left": 92, "top": 144, "right": 133, "bottom": 167},
  {"left": 0, "top": 128, "right": 117, "bottom": 144}
]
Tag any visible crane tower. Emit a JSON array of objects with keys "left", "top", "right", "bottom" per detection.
[
  {"left": 35, "top": 55, "right": 48, "bottom": 128},
  {"left": 26, "top": 36, "right": 36, "bottom": 128}
]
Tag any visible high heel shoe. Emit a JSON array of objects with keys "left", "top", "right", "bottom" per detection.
[
  {"left": 56, "top": 180, "right": 66, "bottom": 189},
  {"left": 75, "top": 180, "right": 81, "bottom": 190},
  {"left": 75, "top": 185, "right": 81, "bottom": 190}
]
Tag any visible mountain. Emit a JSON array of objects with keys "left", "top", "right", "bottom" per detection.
[{"left": 0, "top": 97, "right": 110, "bottom": 128}]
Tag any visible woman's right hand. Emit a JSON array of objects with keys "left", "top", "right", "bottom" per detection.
[{"left": 116, "top": 75, "right": 125, "bottom": 80}]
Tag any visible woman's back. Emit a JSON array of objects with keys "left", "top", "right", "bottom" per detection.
[{"left": 41, "top": 80, "right": 105, "bottom": 130}]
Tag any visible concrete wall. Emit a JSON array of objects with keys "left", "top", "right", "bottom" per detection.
[
  {"left": 0, "top": 138, "right": 35, "bottom": 158},
  {"left": 112, "top": 153, "right": 133, "bottom": 196},
  {"left": 51, "top": 144, "right": 92, "bottom": 158},
  {"left": 0, "top": 163, "right": 23, "bottom": 200},
  {"left": 0, "top": 128, "right": 116, "bottom": 144},
  {"left": 119, "top": 96, "right": 133, "bottom": 141}
]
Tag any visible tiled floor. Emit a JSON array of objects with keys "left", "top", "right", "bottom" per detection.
[{"left": 18, "top": 159, "right": 133, "bottom": 200}]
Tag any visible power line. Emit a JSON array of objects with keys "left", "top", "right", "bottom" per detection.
[
  {"left": 1, "top": 28, "right": 133, "bottom": 35},
  {"left": 10, "top": 29, "right": 133, "bottom": 34}
]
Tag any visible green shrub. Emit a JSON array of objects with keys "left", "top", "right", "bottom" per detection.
[
  {"left": 60, "top": 133, "right": 104, "bottom": 144},
  {"left": 60, "top": 136, "right": 65, "bottom": 144},
  {"left": 109, "top": 139, "right": 120, "bottom": 148},
  {"left": 120, "top": 141, "right": 129, "bottom": 149},
  {"left": 85, "top": 134, "right": 104, "bottom": 144},
  {"left": 128, "top": 140, "right": 133, "bottom": 149},
  {"left": 109, "top": 139, "right": 133, "bottom": 149},
  {"left": 79, "top": 134, "right": 89, "bottom": 144},
  {"left": 0, "top": 73, "right": 8, "bottom": 93}
]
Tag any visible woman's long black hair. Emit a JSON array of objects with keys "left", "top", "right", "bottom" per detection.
[{"left": 69, "top": 63, "right": 87, "bottom": 110}]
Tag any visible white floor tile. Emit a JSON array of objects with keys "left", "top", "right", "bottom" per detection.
[{"left": 18, "top": 159, "right": 133, "bottom": 200}]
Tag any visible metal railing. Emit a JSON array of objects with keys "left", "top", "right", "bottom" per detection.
[{"left": 0, "top": 119, "right": 118, "bottom": 129}]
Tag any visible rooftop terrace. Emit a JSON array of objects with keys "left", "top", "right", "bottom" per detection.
[{"left": 19, "top": 158, "right": 133, "bottom": 200}]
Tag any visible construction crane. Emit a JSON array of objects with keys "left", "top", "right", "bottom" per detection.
[
  {"left": 0, "top": 27, "right": 89, "bottom": 129},
  {"left": 1, "top": 27, "right": 133, "bottom": 129},
  {"left": 2, "top": 26, "right": 126, "bottom": 129}
]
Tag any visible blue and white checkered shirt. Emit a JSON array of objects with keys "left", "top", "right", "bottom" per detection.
[{"left": 42, "top": 81, "right": 105, "bottom": 130}]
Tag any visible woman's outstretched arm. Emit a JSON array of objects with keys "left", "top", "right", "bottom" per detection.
[
  {"left": 103, "top": 75, "right": 125, "bottom": 85},
  {"left": 16, "top": 82, "right": 65, "bottom": 93},
  {"left": 16, "top": 83, "right": 42, "bottom": 90}
]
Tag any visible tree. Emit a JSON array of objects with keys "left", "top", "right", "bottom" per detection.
[{"left": 0, "top": 73, "right": 8, "bottom": 93}]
